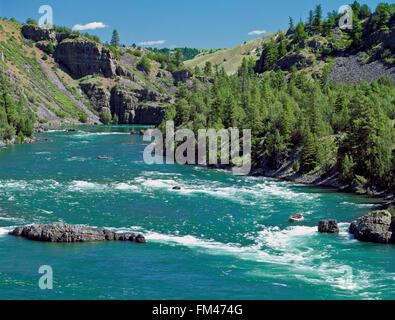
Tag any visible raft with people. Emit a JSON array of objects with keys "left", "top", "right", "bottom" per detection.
[{"left": 289, "top": 214, "right": 305, "bottom": 222}]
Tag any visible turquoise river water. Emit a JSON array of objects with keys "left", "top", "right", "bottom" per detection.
[{"left": 0, "top": 125, "right": 394, "bottom": 300}]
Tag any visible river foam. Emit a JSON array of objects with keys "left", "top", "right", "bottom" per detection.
[
  {"left": 104, "top": 223, "right": 392, "bottom": 298},
  {"left": 0, "top": 227, "right": 12, "bottom": 236}
]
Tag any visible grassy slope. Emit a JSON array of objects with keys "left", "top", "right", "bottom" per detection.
[
  {"left": 0, "top": 18, "right": 91, "bottom": 126},
  {"left": 184, "top": 34, "right": 275, "bottom": 74}
]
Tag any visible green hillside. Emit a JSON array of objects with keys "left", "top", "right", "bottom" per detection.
[
  {"left": 161, "top": 1, "right": 395, "bottom": 193},
  {"left": 185, "top": 34, "right": 275, "bottom": 74}
]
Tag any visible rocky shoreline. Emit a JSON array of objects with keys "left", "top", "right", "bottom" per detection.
[
  {"left": 203, "top": 162, "right": 394, "bottom": 208},
  {"left": 9, "top": 223, "right": 146, "bottom": 244},
  {"left": 250, "top": 164, "right": 394, "bottom": 201},
  {"left": 0, "top": 137, "right": 38, "bottom": 148}
]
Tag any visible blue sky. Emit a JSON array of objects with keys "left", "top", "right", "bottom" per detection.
[{"left": 0, "top": 0, "right": 386, "bottom": 48}]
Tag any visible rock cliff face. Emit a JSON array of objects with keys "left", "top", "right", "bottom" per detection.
[
  {"left": 79, "top": 82, "right": 111, "bottom": 113},
  {"left": 55, "top": 40, "right": 117, "bottom": 78},
  {"left": 22, "top": 25, "right": 79, "bottom": 43},
  {"left": 20, "top": 23, "right": 209, "bottom": 126},
  {"left": 255, "top": 51, "right": 314, "bottom": 73},
  {"left": 365, "top": 29, "right": 395, "bottom": 51},
  {"left": 9, "top": 223, "right": 146, "bottom": 243},
  {"left": 110, "top": 86, "right": 168, "bottom": 125},
  {"left": 275, "top": 53, "right": 314, "bottom": 72},
  {"left": 173, "top": 69, "right": 214, "bottom": 86},
  {"left": 22, "top": 25, "right": 130, "bottom": 79},
  {"left": 349, "top": 211, "right": 394, "bottom": 244},
  {"left": 80, "top": 83, "right": 169, "bottom": 125},
  {"left": 21, "top": 25, "right": 56, "bottom": 42}
]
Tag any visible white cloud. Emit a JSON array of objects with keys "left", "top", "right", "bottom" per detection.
[
  {"left": 72, "top": 22, "right": 108, "bottom": 31},
  {"left": 248, "top": 30, "right": 267, "bottom": 36},
  {"left": 138, "top": 40, "right": 166, "bottom": 46}
]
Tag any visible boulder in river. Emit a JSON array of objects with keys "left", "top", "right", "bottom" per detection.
[
  {"left": 318, "top": 220, "right": 339, "bottom": 234},
  {"left": 349, "top": 210, "right": 394, "bottom": 244},
  {"left": 9, "top": 223, "right": 146, "bottom": 244}
]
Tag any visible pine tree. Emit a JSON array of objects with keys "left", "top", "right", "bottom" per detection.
[
  {"left": 359, "top": 5, "right": 371, "bottom": 19},
  {"left": 266, "top": 129, "right": 288, "bottom": 169},
  {"left": 175, "top": 48, "right": 183, "bottom": 68},
  {"left": 279, "top": 102, "right": 293, "bottom": 143},
  {"left": 351, "top": 12, "right": 363, "bottom": 47},
  {"left": 278, "top": 40, "right": 287, "bottom": 57},
  {"left": 289, "top": 17, "right": 295, "bottom": 31},
  {"left": 203, "top": 61, "right": 212, "bottom": 76},
  {"left": 194, "top": 66, "right": 201, "bottom": 75},
  {"left": 262, "top": 42, "right": 279, "bottom": 71},
  {"left": 351, "top": 1, "right": 361, "bottom": 17},
  {"left": 313, "top": 5, "right": 323, "bottom": 33},
  {"left": 308, "top": 10, "right": 314, "bottom": 26},
  {"left": 339, "top": 95, "right": 392, "bottom": 184},
  {"left": 110, "top": 30, "right": 120, "bottom": 47},
  {"left": 175, "top": 99, "right": 191, "bottom": 125},
  {"left": 225, "top": 94, "right": 245, "bottom": 128},
  {"left": 371, "top": 3, "right": 390, "bottom": 31},
  {"left": 301, "top": 128, "right": 319, "bottom": 173},
  {"left": 294, "top": 22, "right": 308, "bottom": 43},
  {"left": 340, "top": 154, "right": 355, "bottom": 182},
  {"left": 323, "top": 12, "right": 336, "bottom": 36}
]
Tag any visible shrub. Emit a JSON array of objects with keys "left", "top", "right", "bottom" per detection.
[
  {"left": 293, "top": 160, "right": 300, "bottom": 172},
  {"left": 47, "top": 42, "right": 55, "bottom": 55},
  {"left": 112, "top": 114, "right": 119, "bottom": 124},
  {"left": 101, "top": 110, "right": 112, "bottom": 124},
  {"left": 79, "top": 112, "right": 88, "bottom": 123},
  {"left": 137, "top": 56, "right": 151, "bottom": 73}
]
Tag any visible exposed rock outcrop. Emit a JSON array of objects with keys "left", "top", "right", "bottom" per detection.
[
  {"left": 318, "top": 220, "right": 339, "bottom": 234},
  {"left": 110, "top": 86, "right": 168, "bottom": 125},
  {"left": 80, "top": 82, "right": 170, "bottom": 125},
  {"left": 22, "top": 25, "right": 56, "bottom": 42},
  {"left": 22, "top": 25, "right": 80, "bottom": 44},
  {"left": 173, "top": 69, "right": 194, "bottom": 85},
  {"left": 80, "top": 82, "right": 111, "bottom": 113},
  {"left": 364, "top": 28, "right": 395, "bottom": 51},
  {"left": 172, "top": 69, "right": 213, "bottom": 86},
  {"left": 55, "top": 39, "right": 118, "bottom": 78},
  {"left": 349, "top": 210, "right": 394, "bottom": 244},
  {"left": 20, "top": 23, "right": 205, "bottom": 127},
  {"left": 255, "top": 52, "right": 314, "bottom": 73},
  {"left": 274, "top": 53, "right": 314, "bottom": 72},
  {"left": 9, "top": 223, "right": 146, "bottom": 244}
]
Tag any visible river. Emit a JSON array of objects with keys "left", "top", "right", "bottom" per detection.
[{"left": 0, "top": 126, "right": 393, "bottom": 300}]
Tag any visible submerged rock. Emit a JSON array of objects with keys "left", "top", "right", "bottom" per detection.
[
  {"left": 349, "top": 210, "right": 394, "bottom": 244},
  {"left": 318, "top": 220, "right": 339, "bottom": 234},
  {"left": 9, "top": 223, "right": 146, "bottom": 244}
]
